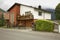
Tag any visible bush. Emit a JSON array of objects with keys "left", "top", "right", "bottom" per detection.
[
  {"left": 0, "top": 19, "right": 5, "bottom": 27},
  {"left": 35, "top": 20, "right": 54, "bottom": 32}
]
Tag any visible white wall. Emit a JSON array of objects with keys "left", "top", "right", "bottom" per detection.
[
  {"left": 44, "top": 12, "right": 51, "bottom": 19},
  {"left": 20, "top": 5, "right": 51, "bottom": 19},
  {"left": 59, "top": 25, "right": 60, "bottom": 33}
]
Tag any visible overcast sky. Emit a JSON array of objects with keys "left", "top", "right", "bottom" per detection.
[{"left": 0, "top": 0, "right": 60, "bottom": 11}]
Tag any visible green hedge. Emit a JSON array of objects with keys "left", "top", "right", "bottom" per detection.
[{"left": 35, "top": 20, "right": 54, "bottom": 32}]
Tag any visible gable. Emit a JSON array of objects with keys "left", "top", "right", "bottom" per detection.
[{"left": 7, "top": 3, "right": 20, "bottom": 11}]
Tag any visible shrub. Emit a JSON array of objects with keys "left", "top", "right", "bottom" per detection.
[
  {"left": 35, "top": 20, "right": 54, "bottom": 32},
  {"left": 0, "top": 19, "right": 5, "bottom": 27}
]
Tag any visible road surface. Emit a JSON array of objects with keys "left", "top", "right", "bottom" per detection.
[{"left": 0, "top": 28, "right": 60, "bottom": 40}]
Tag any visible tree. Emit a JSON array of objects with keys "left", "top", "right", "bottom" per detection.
[
  {"left": 0, "top": 8, "right": 5, "bottom": 27},
  {"left": 1, "top": 13, "right": 5, "bottom": 26},
  {"left": 0, "top": 13, "right": 5, "bottom": 27},
  {"left": 55, "top": 3, "right": 60, "bottom": 20}
]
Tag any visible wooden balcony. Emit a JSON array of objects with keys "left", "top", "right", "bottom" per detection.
[{"left": 17, "top": 14, "right": 34, "bottom": 20}]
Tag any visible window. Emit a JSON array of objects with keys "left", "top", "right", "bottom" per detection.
[
  {"left": 38, "top": 11, "right": 42, "bottom": 16},
  {"left": 25, "top": 11, "right": 31, "bottom": 15}
]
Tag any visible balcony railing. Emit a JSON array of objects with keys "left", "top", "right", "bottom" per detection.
[{"left": 17, "top": 14, "right": 34, "bottom": 20}]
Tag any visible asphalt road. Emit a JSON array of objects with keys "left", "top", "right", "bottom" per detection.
[{"left": 0, "top": 28, "right": 60, "bottom": 40}]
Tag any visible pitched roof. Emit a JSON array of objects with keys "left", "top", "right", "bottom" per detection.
[
  {"left": 7, "top": 3, "right": 20, "bottom": 11},
  {"left": 34, "top": 8, "right": 52, "bottom": 13},
  {"left": 7, "top": 3, "right": 51, "bottom": 13},
  {"left": 7, "top": 3, "right": 36, "bottom": 11}
]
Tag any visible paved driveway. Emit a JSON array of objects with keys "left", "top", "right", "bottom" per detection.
[{"left": 0, "top": 28, "right": 60, "bottom": 40}]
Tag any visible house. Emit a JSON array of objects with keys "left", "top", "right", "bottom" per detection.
[{"left": 6, "top": 3, "right": 52, "bottom": 27}]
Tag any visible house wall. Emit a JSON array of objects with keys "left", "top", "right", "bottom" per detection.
[
  {"left": 20, "top": 5, "right": 51, "bottom": 20},
  {"left": 8, "top": 4, "right": 20, "bottom": 26},
  {"left": 44, "top": 12, "right": 51, "bottom": 19},
  {"left": 4, "top": 12, "right": 10, "bottom": 20}
]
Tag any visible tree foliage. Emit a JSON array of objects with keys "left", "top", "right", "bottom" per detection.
[
  {"left": 55, "top": 3, "right": 60, "bottom": 20},
  {"left": 0, "top": 13, "right": 5, "bottom": 27}
]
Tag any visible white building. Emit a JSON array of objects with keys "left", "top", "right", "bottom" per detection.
[{"left": 20, "top": 3, "right": 51, "bottom": 20}]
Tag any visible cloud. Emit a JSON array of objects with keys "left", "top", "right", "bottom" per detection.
[
  {"left": 0, "top": 0, "right": 16, "bottom": 10},
  {"left": 0, "top": 0, "right": 60, "bottom": 11}
]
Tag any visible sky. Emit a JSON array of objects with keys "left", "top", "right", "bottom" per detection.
[{"left": 0, "top": 0, "right": 60, "bottom": 11}]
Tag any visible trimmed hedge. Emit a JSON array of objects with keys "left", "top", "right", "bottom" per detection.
[{"left": 35, "top": 20, "right": 54, "bottom": 32}]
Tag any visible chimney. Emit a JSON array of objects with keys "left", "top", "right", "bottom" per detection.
[{"left": 38, "top": 5, "right": 41, "bottom": 10}]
